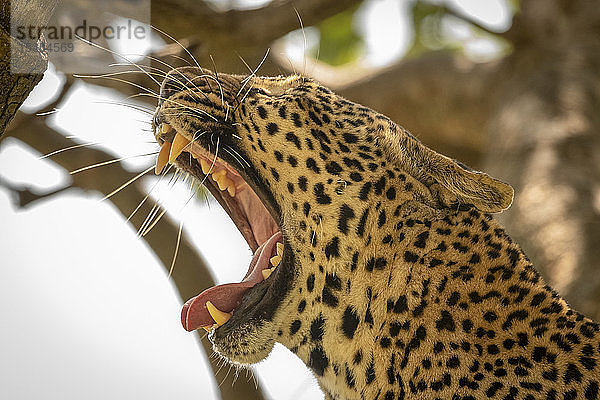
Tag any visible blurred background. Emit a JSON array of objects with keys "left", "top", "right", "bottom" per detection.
[{"left": 1, "top": 0, "right": 599, "bottom": 399}]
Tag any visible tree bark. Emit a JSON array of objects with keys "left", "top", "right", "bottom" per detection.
[
  {"left": 485, "top": 0, "right": 600, "bottom": 320},
  {"left": 0, "top": 0, "right": 59, "bottom": 137}
]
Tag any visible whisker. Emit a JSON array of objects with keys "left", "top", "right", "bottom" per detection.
[
  {"left": 36, "top": 108, "right": 61, "bottom": 116},
  {"left": 39, "top": 142, "right": 103, "bottom": 159},
  {"left": 73, "top": 34, "right": 161, "bottom": 87},
  {"left": 294, "top": 7, "right": 307, "bottom": 75},
  {"left": 91, "top": 99, "right": 154, "bottom": 115},
  {"left": 70, "top": 152, "right": 158, "bottom": 175},
  {"left": 150, "top": 24, "right": 202, "bottom": 70},
  {"left": 102, "top": 165, "right": 154, "bottom": 201}
]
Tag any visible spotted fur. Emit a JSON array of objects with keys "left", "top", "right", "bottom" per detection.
[{"left": 157, "top": 67, "right": 599, "bottom": 400}]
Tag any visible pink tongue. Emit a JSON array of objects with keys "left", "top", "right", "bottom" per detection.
[{"left": 181, "top": 231, "right": 282, "bottom": 331}]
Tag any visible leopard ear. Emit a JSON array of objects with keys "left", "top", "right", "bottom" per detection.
[{"left": 382, "top": 128, "right": 514, "bottom": 213}]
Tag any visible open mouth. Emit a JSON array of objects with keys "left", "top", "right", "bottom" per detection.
[{"left": 154, "top": 122, "right": 284, "bottom": 332}]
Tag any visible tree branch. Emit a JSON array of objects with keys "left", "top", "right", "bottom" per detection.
[
  {"left": 5, "top": 115, "right": 266, "bottom": 400},
  {"left": 336, "top": 51, "right": 500, "bottom": 168}
]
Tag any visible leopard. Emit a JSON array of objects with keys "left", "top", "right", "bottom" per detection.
[{"left": 151, "top": 66, "right": 600, "bottom": 400}]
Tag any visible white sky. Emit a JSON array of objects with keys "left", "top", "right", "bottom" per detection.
[{"left": 0, "top": 1, "right": 511, "bottom": 399}]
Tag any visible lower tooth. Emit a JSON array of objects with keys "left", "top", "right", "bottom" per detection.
[
  {"left": 262, "top": 268, "right": 273, "bottom": 280},
  {"left": 270, "top": 255, "right": 281, "bottom": 267},
  {"left": 206, "top": 301, "right": 232, "bottom": 326},
  {"left": 200, "top": 159, "right": 211, "bottom": 174},
  {"left": 227, "top": 185, "right": 236, "bottom": 197}
]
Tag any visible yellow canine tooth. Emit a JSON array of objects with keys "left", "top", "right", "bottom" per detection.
[
  {"left": 276, "top": 242, "right": 284, "bottom": 257},
  {"left": 205, "top": 301, "right": 232, "bottom": 326},
  {"left": 261, "top": 267, "right": 274, "bottom": 280},
  {"left": 200, "top": 159, "right": 211, "bottom": 174},
  {"left": 155, "top": 142, "right": 171, "bottom": 175},
  {"left": 169, "top": 132, "right": 191, "bottom": 163},
  {"left": 160, "top": 123, "right": 171, "bottom": 134},
  {"left": 227, "top": 184, "right": 236, "bottom": 197},
  {"left": 269, "top": 255, "right": 281, "bottom": 267}
]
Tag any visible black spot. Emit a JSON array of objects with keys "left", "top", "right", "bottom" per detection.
[
  {"left": 350, "top": 172, "right": 363, "bottom": 181},
  {"left": 325, "top": 237, "right": 340, "bottom": 259},
  {"left": 287, "top": 182, "right": 295, "bottom": 194},
  {"left": 266, "top": 122, "right": 279, "bottom": 135},
  {"left": 365, "top": 358, "right": 376, "bottom": 384},
  {"left": 342, "top": 306, "right": 360, "bottom": 339},
  {"left": 564, "top": 363, "right": 583, "bottom": 384},
  {"left": 586, "top": 382, "right": 599, "bottom": 400},
  {"left": 579, "top": 356, "right": 597, "bottom": 370},
  {"left": 530, "top": 292, "right": 546, "bottom": 307},
  {"left": 404, "top": 251, "right": 419, "bottom": 263},
  {"left": 288, "top": 155, "right": 298, "bottom": 167},
  {"left": 257, "top": 106, "right": 267, "bottom": 119},
  {"left": 377, "top": 210, "right": 387, "bottom": 227},
  {"left": 298, "top": 176, "right": 308, "bottom": 191},
  {"left": 308, "top": 346, "right": 329, "bottom": 376},
  {"left": 365, "top": 257, "right": 387, "bottom": 272},
  {"left": 374, "top": 176, "right": 386, "bottom": 195},
  {"left": 436, "top": 310, "right": 456, "bottom": 332},
  {"left": 297, "top": 300, "right": 306, "bottom": 313},
  {"left": 303, "top": 202, "right": 311, "bottom": 217},
  {"left": 393, "top": 296, "right": 408, "bottom": 313},
  {"left": 290, "top": 320, "right": 301, "bottom": 334},
  {"left": 343, "top": 132, "right": 358, "bottom": 143},
  {"left": 322, "top": 286, "right": 339, "bottom": 307},
  {"left": 483, "top": 311, "right": 498, "bottom": 323},
  {"left": 356, "top": 208, "right": 369, "bottom": 237},
  {"left": 292, "top": 112, "right": 302, "bottom": 127},
  {"left": 270, "top": 168, "right": 280, "bottom": 181},
  {"left": 325, "top": 161, "right": 342, "bottom": 175},
  {"left": 447, "top": 292, "right": 460, "bottom": 306},
  {"left": 351, "top": 252, "right": 359, "bottom": 272},
  {"left": 386, "top": 187, "right": 396, "bottom": 200},
  {"left": 414, "top": 232, "right": 429, "bottom": 248},
  {"left": 446, "top": 356, "right": 460, "bottom": 369},
  {"left": 353, "top": 350, "right": 362, "bottom": 365},
  {"left": 359, "top": 182, "right": 372, "bottom": 200},
  {"left": 286, "top": 132, "right": 301, "bottom": 149},
  {"left": 338, "top": 204, "right": 355, "bottom": 234},
  {"left": 310, "top": 315, "right": 325, "bottom": 341},
  {"left": 278, "top": 105, "right": 287, "bottom": 119},
  {"left": 307, "top": 274, "right": 315, "bottom": 292},
  {"left": 314, "top": 183, "right": 332, "bottom": 204},
  {"left": 345, "top": 366, "right": 356, "bottom": 388},
  {"left": 306, "top": 158, "right": 320, "bottom": 174}
]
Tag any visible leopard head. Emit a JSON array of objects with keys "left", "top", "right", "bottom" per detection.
[{"left": 152, "top": 66, "right": 513, "bottom": 371}]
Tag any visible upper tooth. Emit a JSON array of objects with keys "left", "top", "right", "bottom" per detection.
[
  {"left": 276, "top": 242, "right": 283, "bottom": 257},
  {"left": 169, "top": 133, "right": 191, "bottom": 163},
  {"left": 227, "top": 185, "right": 236, "bottom": 197},
  {"left": 217, "top": 176, "right": 233, "bottom": 191},
  {"left": 161, "top": 123, "right": 171, "bottom": 134},
  {"left": 155, "top": 142, "right": 171, "bottom": 175},
  {"left": 205, "top": 301, "right": 232, "bottom": 326},
  {"left": 212, "top": 169, "right": 227, "bottom": 180},
  {"left": 200, "top": 159, "right": 211, "bottom": 174},
  {"left": 270, "top": 255, "right": 281, "bottom": 267}
]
